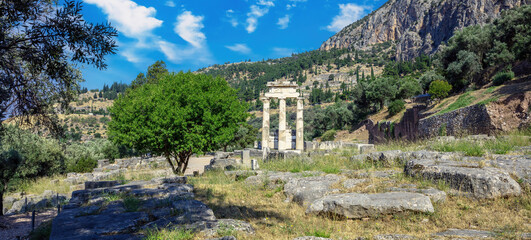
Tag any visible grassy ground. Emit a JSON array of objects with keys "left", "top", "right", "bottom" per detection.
[
  {"left": 187, "top": 165, "right": 530, "bottom": 239},
  {"left": 8, "top": 132, "right": 531, "bottom": 239}
]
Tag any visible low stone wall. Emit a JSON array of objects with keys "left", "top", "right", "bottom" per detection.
[{"left": 304, "top": 141, "right": 356, "bottom": 151}]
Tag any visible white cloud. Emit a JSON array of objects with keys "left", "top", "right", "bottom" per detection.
[
  {"left": 327, "top": 3, "right": 368, "bottom": 32},
  {"left": 85, "top": 0, "right": 162, "bottom": 39},
  {"left": 174, "top": 11, "right": 206, "bottom": 48},
  {"left": 277, "top": 15, "right": 290, "bottom": 29},
  {"left": 246, "top": 4, "right": 271, "bottom": 33},
  {"left": 257, "top": 0, "right": 275, "bottom": 7},
  {"left": 157, "top": 40, "right": 214, "bottom": 65},
  {"left": 165, "top": 1, "right": 175, "bottom": 7},
  {"left": 226, "top": 44, "right": 251, "bottom": 54},
  {"left": 272, "top": 47, "right": 294, "bottom": 57},
  {"left": 226, "top": 9, "right": 238, "bottom": 27}
]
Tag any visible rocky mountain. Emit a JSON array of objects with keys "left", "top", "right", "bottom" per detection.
[{"left": 320, "top": 0, "right": 530, "bottom": 60}]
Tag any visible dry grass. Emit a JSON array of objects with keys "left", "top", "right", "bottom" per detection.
[{"left": 189, "top": 168, "right": 530, "bottom": 239}]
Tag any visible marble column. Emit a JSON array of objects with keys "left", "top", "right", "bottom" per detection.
[
  {"left": 296, "top": 97, "right": 304, "bottom": 150},
  {"left": 261, "top": 97, "right": 270, "bottom": 152},
  {"left": 278, "top": 97, "right": 286, "bottom": 151}
]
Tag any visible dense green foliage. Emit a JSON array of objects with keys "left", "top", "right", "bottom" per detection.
[
  {"left": 109, "top": 72, "right": 249, "bottom": 175},
  {"left": 388, "top": 100, "right": 405, "bottom": 117},
  {"left": 320, "top": 129, "right": 337, "bottom": 141},
  {"left": 437, "top": 5, "right": 531, "bottom": 89},
  {"left": 200, "top": 46, "right": 394, "bottom": 102},
  {"left": 428, "top": 80, "right": 453, "bottom": 99},
  {"left": 492, "top": 70, "right": 514, "bottom": 86}
]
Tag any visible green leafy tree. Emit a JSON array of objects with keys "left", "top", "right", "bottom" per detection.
[
  {"left": 0, "top": 0, "right": 117, "bottom": 131},
  {"left": 131, "top": 60, "right": 169, "bottom": 88},
  {"left": 0, "top": 150, "right": 21, "bottom": 215},
  {"left": 428, "top": 80, "right": 453, "bottom": 99},
  {"left": 109, "top": 72, "right": 248, "bottom": 175},
  {"left": 0, "top": 126, "right": 65, "bottom": 215},
  {"left": 419, "top": 70, "right": 445, "bottom": 92}
]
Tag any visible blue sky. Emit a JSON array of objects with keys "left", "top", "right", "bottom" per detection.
[{"left": 80, "top": 0, "right": 386, "bottom": 90}]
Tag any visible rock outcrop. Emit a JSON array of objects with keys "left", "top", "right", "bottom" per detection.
[
  {"left": 320, "top": 0, "right": 529, "bottom": 60},
  {"left": 404, "top": 159, "right": 522, "bottom": 199},
  {"left": 49, "top": 177, "right": 254, "bottom": 239}
]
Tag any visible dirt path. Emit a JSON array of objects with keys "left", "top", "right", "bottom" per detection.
[
  {"left": 0, "top": 210, "right": 56, "bottom": 240},
  {"left": 183, "top": 155, "right": 213, "bottom": 175}
]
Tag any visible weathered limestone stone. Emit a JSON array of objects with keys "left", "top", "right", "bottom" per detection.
[
  {"left": 97, "top": 159, "right": 109, "bottom": 168},
  {"left": 192, "top": 219, "right": 255, "bottom": 236},
  {"left": 69, "top": 184, "right": 84, "bottom": 192},
  {"left": 278, "top": 97, "right": 287, "bottom": 150},
  {"left": 241, "top": 150, "right": 251, "bottom": 166},
  {"left": 342, "top": 169, "right": 400, "bottom": 179},
  {"left": 245, "top": 171, "right": 322, "bottom": 188},
  {"left": 51, "top": 176, "right": 254, "bottom": 239},
  {"left": 284, "top": 174, "right": 342, "bottom": 206},
  {"left": 261, "top": 97, "right": 270, "bottom": 157},
  {"left": 488, "top": 154, "right": 531, "bottom": 189},
  {"left": 405, "top": 159, "right": 521, "bottom": 199},
  {"left": 84, "top": 181, "right": 120, "bottom": 190},
  {"left": 386, "top": 187, "right": 447, "bottom": 203},
  {"left": 374, "top": 234, "right": 418, "bottom": 240},
  {"left": 306, "top": 192, "right": 434, "bottom": 219},
  {"left": 356, "top": 144, "right": 375, "bottom": 154},
  {"left": 342, "top": 179, "right": 368, "bottom": 189},
  {"left": 296, "top": 97, "right": 304, "bottom": 150},
  {"left": 293, "top": 237, "right": 332, "bottom": 240},
  {"left": 204, "top": 158, "right": 241, "bottom": 171},
  {"left": 434, "top": 229, "right": 494, "bottom": 238}
]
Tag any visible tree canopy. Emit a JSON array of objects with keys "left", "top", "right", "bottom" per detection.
[
  {"left": 0, "top": 0, "right": 117, "bottom": 132},
  {"left": 109, "top": 72, "right": 249, "bottom": 175}
]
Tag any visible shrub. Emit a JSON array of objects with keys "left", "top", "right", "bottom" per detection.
[
  {"left": 68, "top": 156, "right": 97, "bottom": 173},
  {"left": 492, "top": 70, "right": 514, "bottom": 86},
  {"left": 428, "top": 80, "right": 452, "bottom": 99},
  {"left": 388, "top": 100, "right": 405, "bottom": 116},
  {"left": 320, "top": 129, "right": 336, "bottom": 141}
]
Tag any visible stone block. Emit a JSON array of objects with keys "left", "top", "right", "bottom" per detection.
[
  {"left": 306, "top": 192, "right": 434, "bottom": 219},
  {"left": 405, "top": 159, "right": 521, "bottom": 199},
  {"left": 85, "top": 181, "right": 120, "bottom": 190}
]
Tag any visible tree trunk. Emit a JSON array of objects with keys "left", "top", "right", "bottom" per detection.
[
  {"left": 164, "top": 152, "right": 179, "bottom": 175},
  {"left": 176, "top": 151, "right": 192, "bottom": 175},
  {"left": 0, "top": 190, "right": 4, "bottom": 216}
]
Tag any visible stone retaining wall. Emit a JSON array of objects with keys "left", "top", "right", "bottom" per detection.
[
  {"left": 418, "top": 104, "right": 494, "bottom": 138},
  {"left": 369, "top": 104, "right": 496, "bottom": 143}
]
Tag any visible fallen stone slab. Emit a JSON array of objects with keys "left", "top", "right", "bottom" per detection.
[
  {"left": 374, "top": 234, "right": 418, "bottom": 240},
  {"left": 351, "top": 150, "right": 403, "bottom": 167},
  {"left": 387, "top": 187, "right": 447, "bottom": 203},
  {"left": 488, "top": 155, "right": 531, "bottom": 189},
  {"left": 293, "top": 237, "right": 332, "bottom": 240},
  {"left": 341, "top": 169, "right": 400, "bottom": 179},
  {"left": 284, "top": 174, "right": 342, "bottom": 206},
  {"left": 245, "top": 171, "right": 322, "bottom": 188},
  {"left": 306, "top": 192, "right": 434, "bottom": 219},
  {"left": 433, "top": 229, "right": 494, "bottom": 238},
  {"left": 190, "top": 218, "right": 255, "bottom": 236},
  {"left": 84, "top": 180, "right": 120, "bottom": 190},
  {"left": 405, "top": 159, "right": 521, "bottom": 199}
]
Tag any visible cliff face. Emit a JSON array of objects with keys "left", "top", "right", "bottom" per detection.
[{"left": 320, "top": 0, "right": 530, "bottom": 60}]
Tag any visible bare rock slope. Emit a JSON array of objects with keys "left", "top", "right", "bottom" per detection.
[{"left": 320, "top": 0, "right": 529, "bottom": 60}]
